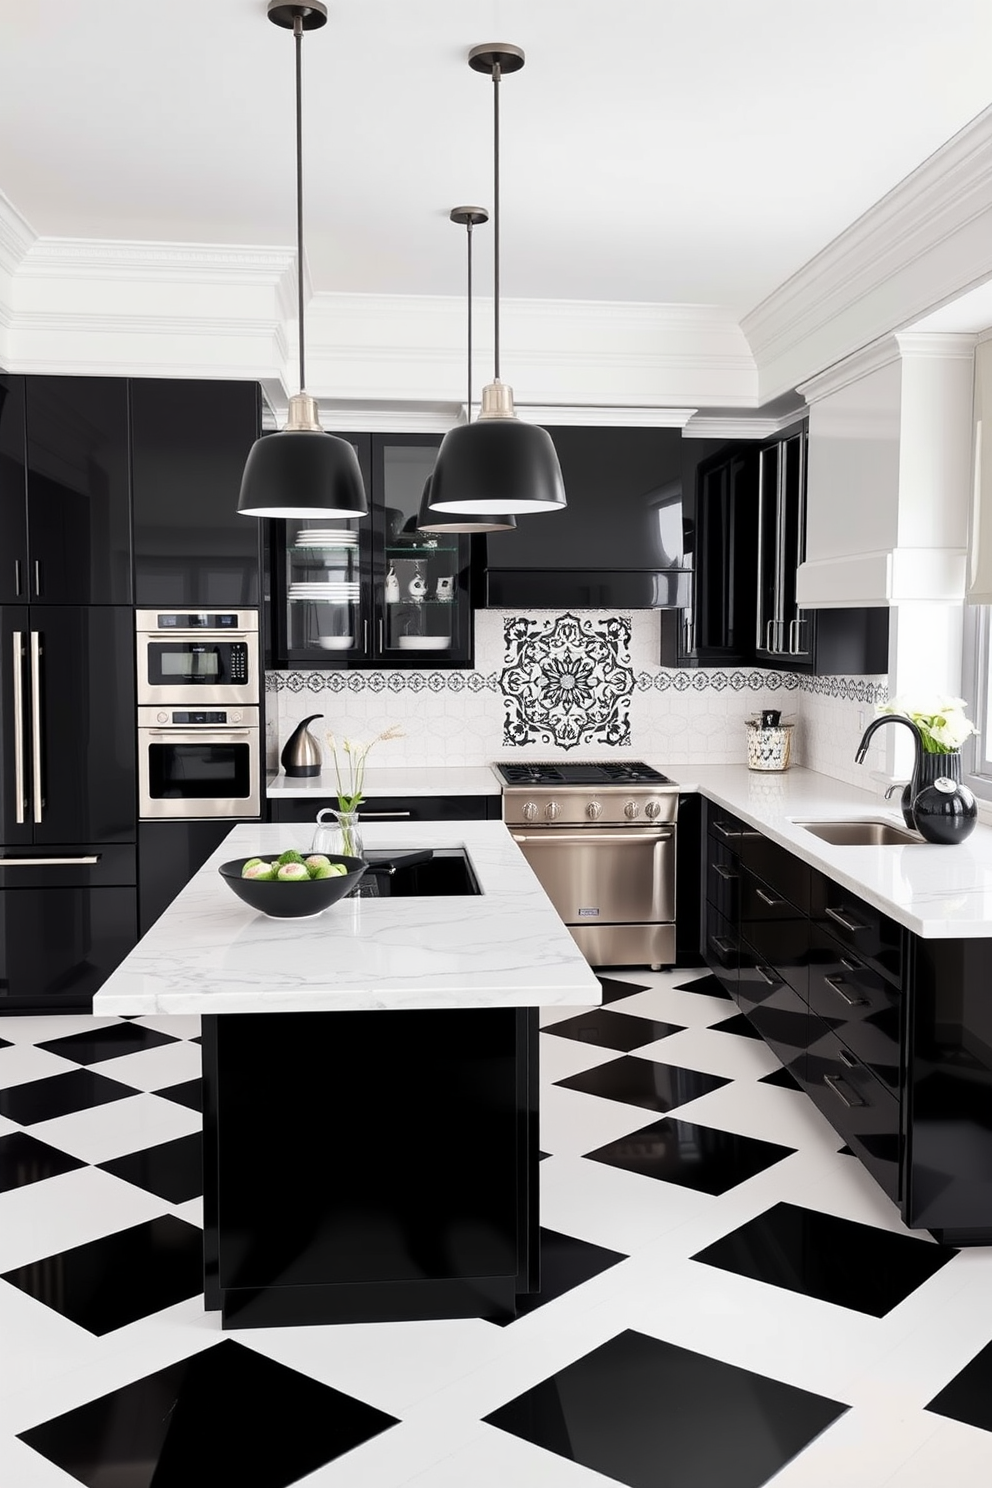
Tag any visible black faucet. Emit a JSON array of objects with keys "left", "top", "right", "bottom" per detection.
[{"left": 854, "top": 715, "right": 924, "bottom": 823}]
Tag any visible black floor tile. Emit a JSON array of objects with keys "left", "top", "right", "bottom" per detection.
[
  {"left": 18, "top": 1336, "right": 399, "bottom": 1488},
  {"left": 692, "top": 1201, "right": 956, "bottom": 1318},
  {"left": 0, "top": 1068, "right": 136, "bottom": 1126},
  {"left": 1, "top": 1214, "right": 203, "bottom": 1335},
  {"left": 926, "top": 1338, "right": 992, "bottom": 1434},
  {"left": 585, "top": 1117, "right": 795, "bottom": 1196},
  {"left": 711, "top": 1011, "right": 763, "bottom": 1039},
  {"left": 0, "top": 1035, "right": 12, "bottom": 1047},
  {"left": 545, "top": 1008, "right": 684, "bottom": 1053},
  {"left": 0, "top": 1130, "right": 86, "bottom": 1193},
  {"left": 758, "top": 1064, "right": 804, "bottom": 1091},
  {"left": 490, "top": 1228, "right": 627, "bottom": 1327},
  {"left": 155, "top": 1078, "right": 202, "bottom": 1112},
  {"left": 597, "top": 975, "right": 649, "bottom": 1005},
  {"left": 97, "top": 1133, "right": 202, "bottom": 1205},
  {"left": 555, "top": 1057, "right": 730, "bottom": 1114},
  {"left": 484, "top": 1328, "right": 847, "bottom": 1488},
  {"left": 674, "top": 972, "right": 732, "bottom": 999},
  {"left": 837, "top": 1144, "right": 855, "bottom": 1156},
  {"left": 539, "top": 1150, "right": 551, "bottom": 1161},
  {"left": 37, "top": 1021, "right": 178, "bottom": 1065}
]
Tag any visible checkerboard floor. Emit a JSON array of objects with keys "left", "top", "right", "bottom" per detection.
[{"left": 4, "top": 971, "right": 992, "bottom": 1486}]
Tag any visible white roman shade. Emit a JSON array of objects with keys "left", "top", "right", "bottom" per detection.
[{"left": 968, "top": 336, "right": 992, "bottom": 603}]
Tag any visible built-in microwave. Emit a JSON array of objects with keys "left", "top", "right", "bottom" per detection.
[
  {"left": 136, "top": 610, "right": 259, "bottom": 707},
  {"left": 137, "top": 705, "right": 261, "bottom": 820}
]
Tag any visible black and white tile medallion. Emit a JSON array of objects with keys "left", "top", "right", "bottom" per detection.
[{"left": 500, "top": 612, "right": 635, "bottom": 749}]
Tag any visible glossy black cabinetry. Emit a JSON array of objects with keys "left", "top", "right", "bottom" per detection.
[
  {"left": 138, "top": 821, "right": 240, "bottom": 935},
  {"left": 698, "top": 803, "right": 992, "bottom": 1240},
  {"left": 271, "top": 434, "right": 480, "bottom": 669},
  {"left": 1, "top": 375, "right": 131, "bottom": 605},
  {"left": 132, "top": 379, "right": 262, "bottom": 607},
  {"left": 269, "top": 795, "right": 502, "bottom": 825}
]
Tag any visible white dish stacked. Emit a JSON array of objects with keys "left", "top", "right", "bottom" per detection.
[
  {"left": 294, "top": 529, "right": 359, "bottom": 548},
  {"left": 288, "top": 582, "right": 360, "bottom": 603}
]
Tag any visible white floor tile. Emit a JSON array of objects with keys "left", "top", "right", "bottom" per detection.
[
  {"left": 0, "top": 1045, "right": 78, "bottom": 1091},
  {"left": 539, "top": 1032, "right": 620, "bottom": 1085},
  {"left": 635, "top": 1024, "right": 780, "bottom": 1080},
  {"left": 880, "top": 1417, "right": 992, "bottom": 1486},
  {"left": 540, "top": 1084, "right": 660, "bottom": 1160},
  {"left": 0, "top": 1166, "right": 168, "bottom": 1272},
  {"left": 540, "top": 1153, "right": 714, "bottom": 1255},
  {"left": 28, "top": 1091, "right": 201, "bottom": 1165},
  {"left": 0, "top": 1016, "right": 122, "bottom": 1045},
  {"left": 87, "top": 1038, "right": 202, "bottom": 1092},
  {"left": 401, "top": 1420, "right": 615, "bottom": 1487}
]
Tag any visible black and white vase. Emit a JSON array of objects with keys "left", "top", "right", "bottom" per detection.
[{"left": 903, "top": 751, "right": 977, "bottom": 844}]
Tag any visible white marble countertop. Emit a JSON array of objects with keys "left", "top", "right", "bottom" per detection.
[
  {"left": 667, "top": 764, "right": 992, "bottom": 939},
  {"left": 267, "top": 765, "right": 502, "bottom": 798},
  {"left": 93, "top": 820, "right": 601, "bottom": 1016}
]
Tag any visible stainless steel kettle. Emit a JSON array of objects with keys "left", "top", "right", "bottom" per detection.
[{"left": 281, "top": 714, "right": 323, "bottom": 778}]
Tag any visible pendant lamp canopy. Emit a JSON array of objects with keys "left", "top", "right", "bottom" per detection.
[
  {"left": 238, "top": 1, "right": 368, "bottom": 521},
  {"left": 418, "top": 206, "right": 516, "bottom": 536},
  {"left": 427, "top": 45, "right": 566, "bottom": 519}
]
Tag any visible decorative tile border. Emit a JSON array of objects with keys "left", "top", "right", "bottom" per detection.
[{"left": 266, "top": 667, "right": 888, "bottom": 706}]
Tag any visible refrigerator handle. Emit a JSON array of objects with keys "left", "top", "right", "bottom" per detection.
[
  {"left": 29, "top": 630, "right": 43, "bottom": 824},
  {"left": 12, "top": 631, "right": 26, "bottom": 824}
]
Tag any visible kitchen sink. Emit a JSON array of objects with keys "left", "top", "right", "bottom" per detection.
[
  {"left": 794, "top": 819, "right": 922, "bottom": 846},
  {"left": 358, "top": 848, "right": 481, "bottom": 897}
]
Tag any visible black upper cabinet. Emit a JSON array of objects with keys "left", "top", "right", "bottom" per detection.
[
  {"left": 132, "top": 379, "right": 262, "bottom": 607},
  {"left": 756, "top": 427, "right": 809, "bottom": 665},
  {"left": 270, "top": 433, "right": 479, "bottom": 669},
  {"left": 0, "top": 376, "right": 131, "bottom": 605}
]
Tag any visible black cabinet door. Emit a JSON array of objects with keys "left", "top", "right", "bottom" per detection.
[
  {"left": 25, "top": 378, "right": 131, "bottom": 605},
  {"left": 0, "top": 607, "right": 31, "bottom": 847},
  {"left": 0, "top": 377, "right": 28, "bottom": 605},
  {"left": 131, "top": 379, "right": 262, "bottom": 607},
  {"left": 31, "top": 607, "right": 136, "bottom": 845},
  {"left": 0, "top": 883, "right": 137, "bottom": 1010},
  {"left": 139, "top": 820, "right": 237, "bottom": 934}
]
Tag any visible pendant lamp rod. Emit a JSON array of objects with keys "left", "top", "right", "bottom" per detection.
[
  {"left": 492, "top": 60, "right": 500, "bottom": 384},
  {"left": 466, "top": 211, "right": 474, "bottom": 417},
  {"left": 294, "top": 13, "right": 306, "bottom": 392}
]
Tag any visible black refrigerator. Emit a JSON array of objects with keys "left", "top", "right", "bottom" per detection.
[{"left": 0, "top": 375, "right": 138, "bottom": 1010}]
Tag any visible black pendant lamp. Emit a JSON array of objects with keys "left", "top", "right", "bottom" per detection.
[
  {"left": 238, "top": 2, "right": 367, "bottom": 520},
  {"left": 418, "top": 207, "right": 516, "bottom": 535},
  {"left": 427, "top": 45, "right": 566, "bottom": 518}
]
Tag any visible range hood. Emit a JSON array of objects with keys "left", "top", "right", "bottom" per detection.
[{"left": 483, "top": 426, "right": 692, "bottom": 609}]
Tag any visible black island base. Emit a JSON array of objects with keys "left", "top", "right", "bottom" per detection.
[{"left": 200, "top": 1007, "right": 539, "bottom": 1328}]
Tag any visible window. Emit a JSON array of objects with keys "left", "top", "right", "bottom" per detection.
[{"left": 963, "top": 603, "right": 992, "bottom": 800}]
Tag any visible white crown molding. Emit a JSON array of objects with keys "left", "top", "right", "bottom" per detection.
[
  {"left": 682, "top": 412, "right": 806, "bottom": 440},
  {"left": 893, "top": 331, "right": 978, "bottom": 360},
  {"left": 19, "top": 236, "right": 296, "bottom": 285},
  {"left": 799, "top": 330, "right": 979, "bottom": 405},
  {"left": 515, "top": 406, "right": 698, "bottom": 428},
  {"left": 0, "top": 188, "right": 35, "bottom": 278},
  {"left": 744, "top": 103, "right": 992, "bottom": 402}
]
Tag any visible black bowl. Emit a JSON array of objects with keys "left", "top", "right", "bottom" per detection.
[{"left": 218, "top": 856, "right": 366, "bottom": 918}]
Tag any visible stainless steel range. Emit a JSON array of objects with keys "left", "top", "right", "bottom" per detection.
[{"left": 497, "top": 762, "right": 680, "bottom": 970}]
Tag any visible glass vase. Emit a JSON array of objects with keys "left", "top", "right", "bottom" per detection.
[{"left": 312, "top": 807, "right": 364, "bottom": 862}]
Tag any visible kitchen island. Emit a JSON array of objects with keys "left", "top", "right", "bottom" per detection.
[{"left": 94, "top": 821, "right": 600, "bottom": 1328}]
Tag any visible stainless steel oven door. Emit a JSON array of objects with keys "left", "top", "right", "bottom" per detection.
[
  {"left": 138, "top": 714, "right": 261, "bottom": 819},
  {"left": 509, "top": 826, "right": 675, "bottom": 926}
]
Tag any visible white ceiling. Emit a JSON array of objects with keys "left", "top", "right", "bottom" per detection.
[{"left": 1, "top": 0, "right": 991, "bottom": 318}]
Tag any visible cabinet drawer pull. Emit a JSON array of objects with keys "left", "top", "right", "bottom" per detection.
[
  {"left": 360, "top": 811, "right": 413, "bottom": 818},
  {"left": 713, "top": 822, "right": 760, "bottom": 841},
  {"left": 0, "top": 855, "right": 99, "bottom": 866},
  {"left": 12, "top": 631, "right": 25, "bottom": 825},
  {"left": 823, "top": 1073, "right": 864, "bottom": 1109},
  {"left": 755, "top": 964, "right": 778, "bottom": 986},
  {"left": 756, "top": 887, "right": 785, "bottom": 907},
  {"left": 711, "top": 935, "right": 737, "bottom": 956},
  {"left": 824, "top": 975, "right": 866, "bottom": 1007},
  {"left": 14, "top": 558, "right": 21, "bottom": 596},
  {"left": 838, "top": 1048, "right": 859, "bottom": 1069},
  {"left": 34, "top": 559, "right": 41, "bottom": 596},
  {"left": 825, "top": 906, "right": 868, "bottom": 935},
  {"left": 839, "top": 955, "right": 864, "bottom": 974},
  {"left": 712, "top": 863, "right": 737, "bottom": 880}
]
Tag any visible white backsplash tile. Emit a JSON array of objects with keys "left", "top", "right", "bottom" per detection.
[{"left": 266, "top": 609, "right": 889, "bottom": 791}]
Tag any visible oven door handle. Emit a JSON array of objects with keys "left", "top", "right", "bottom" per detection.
[
  {"left": 510, "top": 829, "right": 672, "bottom": 846},
  {"left": 143, "top": 729, "right": 256, "bottom": 738},
  {"left": 142, "top": 631, "right": 255, "bottom": 643}
]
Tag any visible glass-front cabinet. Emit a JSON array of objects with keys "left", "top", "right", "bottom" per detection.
[{"left": 271, "top": 433, "right": 477, "bottom": 668}]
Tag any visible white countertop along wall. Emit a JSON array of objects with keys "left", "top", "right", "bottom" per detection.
[
  {"left": 94, "top": 821, "right": 600, "bottom": 1017},
  {"left": 672, "top": 764, "right": 992, "bottom": 940},
  {"left": 267, "top": 765, "right": 502, "bottom": 798}
]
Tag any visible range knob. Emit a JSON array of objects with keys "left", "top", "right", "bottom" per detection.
[
  {"left": 156, "top": 711, "right": 169, "bottom": 724},
  {"left": 586, "top": 801, "right": 603, "bottom": 821},
  {"left": 545, "top": 801, "right": 562, "bottom": 821},
  {"left": 624, "top": 800, "right": 640, "bottom": 820},
  {"left": 522, "top": 801, "right": 538, "bottom": 822},
  {"left": 644, "top": 798, "right": 662, "bottom": 820}
]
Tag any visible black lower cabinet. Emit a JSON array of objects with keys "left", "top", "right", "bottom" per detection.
[
  {"left": 0, "top": 849, "right": 137, "bottom": 1011},
  {"left": 202, "top": 1007, "right": 539, "bottom": 1326},
  {"left": 269, "top": 795, "right": 502, "bottom": 825},
  {"left": 699, "top": 800, "right": 992, "bottom": 1243},
  {"left": 139, "top": 822, "right": 243, "bottom": 935}
]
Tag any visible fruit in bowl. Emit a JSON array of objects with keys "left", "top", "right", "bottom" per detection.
[{"left": 218, "top": 849, "right": 366, "bottom": 918}]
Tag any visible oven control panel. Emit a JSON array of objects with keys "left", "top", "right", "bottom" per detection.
[{"left": 503, "top": 789, "right": 678, "bottom": 828}]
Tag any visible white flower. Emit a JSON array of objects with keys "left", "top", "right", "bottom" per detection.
[
  {"left": 928, "top": 712, "right": 977, "bottom": 749},
  {"left": 876, "top": 695, "right": 977, "bottom": 753}
]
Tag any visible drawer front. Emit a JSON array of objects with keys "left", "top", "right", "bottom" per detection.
[
  {"left": 808, "top": 926, "right": 901, "bottom": 1094},
  {"left": 810, "top": 873, "right": 902, "bottom": 985},
  {"left": 706, "top": 804, "right": 754, "bottom": 851},
  {"left": 739, "top": 834, "right": 810, "bottom": 914},
  {"left": 738, "top": 939, "right": 808, "bottom": 1083},
  {"left": 704, "top": 903, "right": 739, "bottom": 1002},
  {"left": 805, "top": 1016, "right": 901, "bottom": 1202},
  {"left": 270, "top": 795, "right": 495, "bottom": 824},
  {"left": 0, "top": 844, "right": 136, "bottom": 888},
  {"left": 743, "top": 909, "right": 809, "bottom": 999},
  {"left": 705, "top": 835, "right": 740, "bottom": 922}
]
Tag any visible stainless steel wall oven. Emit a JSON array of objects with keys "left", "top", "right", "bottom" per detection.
[
  {"left": 136, "top": 610, "right": 259, "bottom": 707},
  {"left": 138, "top": 706, "right": 261, "bottom": 820}
]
